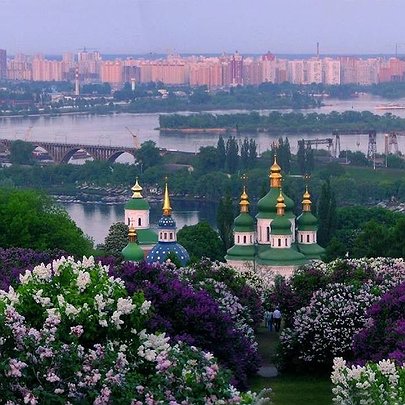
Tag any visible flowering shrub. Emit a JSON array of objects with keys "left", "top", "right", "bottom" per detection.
[
  {"left": 353, "top": 281, "right": 405, "bottom": 364},
  {"left": 109, "top": 260, "right": 261, "bottom": 388},
  {"left": 270, "top": 257, "right": 405, "bottom": 329},
  {"left": 331, "top": 357, "right": 405, "bottom": 404},
  {"left": 0, "top": 247, "right": 66, "bottom": 290},
  {"left": 0, "top": 256, "right": 257, "bottom": 404},
  {"left": 279, "top": 283, "right": 378, "bottom": 369},
  {"left": 182, "top": 259, "right": 264, "bottom": 329}
]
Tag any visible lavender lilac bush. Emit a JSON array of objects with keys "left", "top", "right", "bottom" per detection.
[
  {"left": 353, "top": 281, "right": 405, "bottom": 365},
  {"left": 109, "top": 260, "right": 261, "bottom": 388},
  {"left": 0, "top": 256, "right": 258, "bottom": 404}
]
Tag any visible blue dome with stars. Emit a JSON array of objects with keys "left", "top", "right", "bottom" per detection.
[
  {"left": 146, "top": 241, "right": 190, "bottom": 266},
  {"left": 158, "top": 215, "right": 176, "bottom": 228}
]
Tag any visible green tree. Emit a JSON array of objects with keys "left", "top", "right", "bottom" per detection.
[
  {"left": 240, "top": 138, "right": 250, "bottom": 170},
  {"left": 248, "top": 138, "right": 258, "bottom": 168},
  {"left": 216, "top": 193, "right": 234, "bottom": 250},
  {"left": 352, "top": 220, "right": 390, "bottom": 258},
  {"left": 216, "top": 135, "right": 226, "bottom": 170},
  {"left": 177, "top": 222, "right": 225, "bottom": 262},
  {"left": 197, "top": 146, "right": 218, "bottom": 174},
  {"left": 104, "top": 222, "right": 129, "bottom": 257},
  {"left": 297, "top": 140, "right": 306, "bottom": 175},
  {"left": 10, "top": 140, "right": 35, "bottom": 165},
  {"left": 317, "top": 180, "right": 336, "bottom": 247},
  {"left": 135, "top": 140, "right": 161, "bottom": 171},
  {"left": 0, "top": 188, "right": 93, "bottom": 256},
  {"left": 225, "top": 137, "right": 239, "bottom": 174}
]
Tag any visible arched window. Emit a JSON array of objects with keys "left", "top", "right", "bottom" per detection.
[
  {"left": 285, "top": 238, "right": 288, "bottom": 246},
  {"left": 127, "top": 218, "right": 130, "bottom": 226},
  {"left": 267, "top": 227, "right": 270, "bottom": 242},
  {"left": 138, "top": 218, "right": 142, "bottom": 226},
  {"left": 164, "top": 232, "right": 167, "bottom": 239},
  {"left": 307, "top": 234, "right": 310, "bottom": 243},
  {"left": 300, "top": 234, "right": 303, "bottom": 243},
  {"left": 243, "top": 236, "right": 246, "bottom": 244},
  {"left": 250, "top": 235, "right": 252, "bottom": 243},
  {"left": 237, "top": 235, "right": 240, "bottom": 243},
  {"left": 278, "top": 238, "right": 281, "bottom": 247}
]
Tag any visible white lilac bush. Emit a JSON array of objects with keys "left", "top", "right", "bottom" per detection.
[
  {"left": 331, "top": 357, "right": 405, "bottom": 405},
  {"left": 279, "top": 283, "right": 378, "bottom": 365},
  {"left": 0, "top": 256, "right": 259, "bottom": 404}
]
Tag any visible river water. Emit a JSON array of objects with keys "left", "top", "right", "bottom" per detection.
[{"left": 2, "top": 93, "right": 405, "bottom": 244}]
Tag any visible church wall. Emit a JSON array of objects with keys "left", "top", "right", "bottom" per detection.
[{"left": 125, "top": 209, "right": 150, "bottom": 229}]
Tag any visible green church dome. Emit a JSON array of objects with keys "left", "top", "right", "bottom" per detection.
[
  {"left": 234, "top": 212, "right": 255, "bottom": 232},
  {"left": 125, "top": 198, "right": 150, "bottom": 211},
  {"left": 297, "top": 212, "right": 318, "bottom": 230},
  {"left": 122, "top": 241, "right": 145, "bottom": 262},
  {"left": 226, "top": 245, "right": 256, "bottom": 262},
  {"left": 257, "top": 188, "right": 295, "bottom": 219},
  {"left": 271, "top": 216, "right": 292, "bottom": 235}
]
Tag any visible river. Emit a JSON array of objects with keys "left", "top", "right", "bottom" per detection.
[
  {"left": 2, "top": 93, "right": 405, "bottom": 244},
  {"left": 61, "top": 200, "right": 218, "bottom": 245}
]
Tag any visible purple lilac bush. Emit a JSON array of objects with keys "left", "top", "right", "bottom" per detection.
[
  {"left": 0, "top": 247, "right": 66, "bottom": 290},
  {"left": 109, "top": 260, "right": 261, "bottom": 388},
  {"left": 0, "top": 257, "right": 257, "bottom": 404},
  {"left": 353, "top": 281, "right": 405, "bottom": 365}
]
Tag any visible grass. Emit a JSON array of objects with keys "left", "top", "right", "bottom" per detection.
[{"left": 250, "top": 326, "right": 333, "bottom": 405}]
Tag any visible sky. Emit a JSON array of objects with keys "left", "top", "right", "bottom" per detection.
[{"left": 1, "top": 0, "right": 405, "bottom": 55}]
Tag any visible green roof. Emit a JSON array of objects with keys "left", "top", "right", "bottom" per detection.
[
  {"left": 122, "top": 242, "right": 144, "bottom": 262},
  {"left": 297, "top": 212, "right": 318, "bottom": 230},
  {"left": 271, "top": 216, "right": 292, "bottom": 235},
  {"left": 137, "top": 228, "right": 158, "bottom": 245},
  {"left": 257, "top": 245, "right": 307, "bottom": 266},
  {"left": 234, "top": 213, "right": 255, "bottom": 232},
  {"left": 297, "top": 243, "right": 325, "bottom": 260},
  {"left": 125, "top": 198, "right": 150, "bottom": 210},
  {"left": 256, "top": 188, "right": 295, "bottom": 219},
  {"left": 226, "top": 245, "right": 256, "bottom": 261}
]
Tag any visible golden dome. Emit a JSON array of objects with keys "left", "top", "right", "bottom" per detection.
[
  {"left": 302, "top": 186, "right": 312, "bottom": 212},
  {"left": 269, "top": 154, "right": 282, "bottom": 188},
  {"left": 128, "top": 225, "right": 138, "bottom": 243},
  {"left": 131, "top": 177, "right": 143, "bottom": 198},
  {"left": 239, "top": 185, "right": 250, "bottom": 213},
  {"left": 276, "top": 189, "right": 286, "bottom": 215},
  {"left": 162, "top": 178, "right": 172, "bottom": 216}
]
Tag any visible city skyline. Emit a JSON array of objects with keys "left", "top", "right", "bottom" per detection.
[{"left": 2, "top": 0, "right": 405, "bottom": 55}]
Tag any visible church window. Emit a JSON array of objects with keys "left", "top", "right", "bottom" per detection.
[
  {"left": 300, "top": 234, "right": 303, "bottom": 243},
  {"left": 259, "top": 227, "right": 262, "bottom": 241},
  {"left": 267, "top": 227, "right": 270, "bottom": 242},
  {"left": 127, "top": 218, "right": 130, "bottom": 226},
  {"left": 278, "top": 238, "right": 281, "bottom": 247},
  {"left": 164, "top": 232, "right": 167, "bottom": 239},
  {"left": 250, "top": 235, "right": 252, "bottom": 243},
  {"left": 138, "top": 218, "right": 142, "bottom": 226},
  {"left": 237, "top": 235, "right": 240, "bottom": 243},
  {"left": 285, "top": 238, "right": 287, "bottom": 246},
  {"left": 307, "top": 234, "right": 310, "bottom": 243},
  {"left": 243, "top": 236, "right": 246, "bottom": 244}
]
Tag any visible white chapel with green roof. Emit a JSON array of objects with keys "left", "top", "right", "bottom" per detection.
[{"left": 225, "top": 156, "right": 325, "bottom": 277}]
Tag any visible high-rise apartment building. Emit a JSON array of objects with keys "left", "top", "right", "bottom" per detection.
[
  {"left": 230, "top": 52, "right": 243, "bottom": 86},
  {"left": 0, "top": 49, "right": 7, "bottom": 79}
]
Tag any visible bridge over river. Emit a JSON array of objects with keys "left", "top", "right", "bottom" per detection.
[{"left": 0, "top": 139, "right": 139, "bottom": 164}]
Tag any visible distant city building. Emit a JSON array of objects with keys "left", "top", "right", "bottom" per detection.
[
  {"left": 3, "top": 48, "right": 405, "bottom": 87},
  {"left": 0, "top": 49, "right": 7, "bottom": 79}
]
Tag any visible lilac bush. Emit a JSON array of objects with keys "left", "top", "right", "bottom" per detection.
[
  {"left": 331, "top": 357, "right": 405, "bottom": 404},
  {"left": 0, "top": 247, "right": 66, "bottom": 290},
  {"left": 279, "top": 283, "right": 379, "bottom": 369},
  {"left": 353, "top": 281, "right": 405, "bottom": 365},
  {"left": 0, "top": 256, "right": 258, "bottom": 404},
  {"left": 109, "top": 260, "right": 261, "bottom": 388}
]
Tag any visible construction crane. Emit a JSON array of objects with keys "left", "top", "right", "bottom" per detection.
[
  {"left": 298, "top": 138, "right": 335, "bottom": 157},
  {"left": 125, "top": 127, "right": 140, "bottom": 149},
  {"left": 24, "top": 126, "right": 34, "bottom": 142},
  {"left": 384, "top": 131, "right": 405, "bottom": 155}
]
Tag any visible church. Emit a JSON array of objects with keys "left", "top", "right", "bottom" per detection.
[
  {"left": 121, "top": 156, "right": 324, "bottom": 277},
  {"left": 122, "top": 177, "right": 189, "bottom": 266},
  {"left": 225, "top": 156, "right": 325, "bottom": 277}
]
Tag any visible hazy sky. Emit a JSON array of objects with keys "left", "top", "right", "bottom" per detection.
[{"left": 1, "top": 0, "right": 405, "bottom": 55}]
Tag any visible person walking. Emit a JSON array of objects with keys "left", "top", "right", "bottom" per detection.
[{"left": 273, "top": 307, "right": 282, "bottom": 332}]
